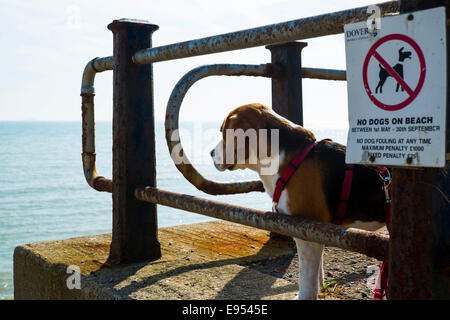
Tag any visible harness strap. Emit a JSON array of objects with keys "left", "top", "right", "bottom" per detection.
[
  {"left": 331, "top": 165, "right": 391, "bottom": 300},
  {"left": 332, "top": 164, "right": 354, "bottom": 224},
  {"left": 272, "top": 140, "right": 317, "bottom": 213}
]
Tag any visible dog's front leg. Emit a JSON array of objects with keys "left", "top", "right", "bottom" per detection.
[
  {"left": 294, "top": 238, "right": 324, "bottom": 300},
  {"left": 319, "top": 250, "right": 324, "bottom": 289}
]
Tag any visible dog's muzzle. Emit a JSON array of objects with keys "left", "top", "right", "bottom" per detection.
[{"left": 211, "top": 141, "right": 234, "bottom": 171}]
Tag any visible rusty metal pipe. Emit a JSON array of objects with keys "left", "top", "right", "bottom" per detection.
[
  {"left": 133, "top": 1, "right": 398, "bottom": 64},
  {"left": 166, "top": 64, "right": 279, "bottom": 195},
  {"left": 107, "top": 19, "right": 161, "bottom": 263},
  {"left": 301, "top": 67, "right": 346, "bottom": 81},
  {"left": 268, "top": 42, "right": 307, "bottom": 125},
  {"left": 135, "top": 187, "right": 389, "bottom": 261},
  {"left": 81, "top": 57, "right": 113, "bottom": 193}
]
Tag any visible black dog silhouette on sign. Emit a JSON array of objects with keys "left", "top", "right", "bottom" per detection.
[{"left": 375, "top": 47, "right": 412, "bottom": 94}]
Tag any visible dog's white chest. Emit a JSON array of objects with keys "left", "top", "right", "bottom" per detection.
[{"left": 259, "top": 156, "right": 291, "bottom": 215}]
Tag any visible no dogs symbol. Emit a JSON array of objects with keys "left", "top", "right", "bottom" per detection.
[{"left": 362, "top": 34, "right": 426, "bottom": 111}]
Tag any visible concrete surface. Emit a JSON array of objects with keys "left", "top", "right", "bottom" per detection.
[{"left": 14, "top": 220, "right": 298, "bottom": 300}]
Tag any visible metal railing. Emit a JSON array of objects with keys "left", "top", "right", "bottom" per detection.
[
  {"left": 80, "top": 0, "right": 398, "bottom": 280},
  {"left": 79, "top": 0, "right": 450, "bottom": 299},
  {"left": 132, "top": 1, "right": 398, "bottom": 64},
  {"left": 135, "top": 187, "right": 389, "bottom": 261}
]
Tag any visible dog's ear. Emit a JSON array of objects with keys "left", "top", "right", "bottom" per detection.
[
  {"left": 399, "top": 47, "right": 404, "bottom": 52},
  {"left": 221, "top": 113, "right": 237, "bottom": 132},
  {"left": 221, "top": 114, "right": 239, "bottom": 141}
]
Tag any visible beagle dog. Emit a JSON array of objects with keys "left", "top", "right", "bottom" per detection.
[{"left": 211, "top": 103, "right": 386, "bottom": 300}]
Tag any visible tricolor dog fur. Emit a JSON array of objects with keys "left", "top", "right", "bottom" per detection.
[{"left": 211, "top": 103, "right": 386, "bottom": 300}]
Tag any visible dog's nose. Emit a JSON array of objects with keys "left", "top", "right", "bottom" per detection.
[{"left": 210, "top": 149, "right": 215, "bottom": 157}]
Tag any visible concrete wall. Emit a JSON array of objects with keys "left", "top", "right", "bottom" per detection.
[{"left": 13, "top": 221, "right": 296, "bottom": 300}]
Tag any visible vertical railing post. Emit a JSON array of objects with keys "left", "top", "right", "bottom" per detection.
[
  {"left": 107, "top": 19, "right": 161, "bottom": 264},
  {"left": 265, "top": 42, "right": 306, "bottom": 241},
  {"left": 266, "top": 42, "right": 307, "bottom": 125},
  {"left": 388, "top": 0, "right": 450, "bottom": 299}
]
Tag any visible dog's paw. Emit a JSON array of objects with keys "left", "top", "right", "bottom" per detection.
[{"left": 294, "top": 292, "right": 318, "bottom": 300}]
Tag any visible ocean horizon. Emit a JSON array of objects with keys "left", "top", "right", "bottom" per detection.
[{"left": 0, "top": 120, "right": 348, "bottom": 299}]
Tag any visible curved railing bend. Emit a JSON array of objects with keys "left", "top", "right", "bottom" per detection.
[
  {"left": 81, "top": 56, "right": 113, "bottom": 193},
  {"left": 165, "top": 64, "right": 277, "bottom": 195}
]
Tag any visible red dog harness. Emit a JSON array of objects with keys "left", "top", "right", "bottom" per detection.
[
  {"left": 272, "top": 139, "right": 391, "bottom": 300},
  {"left": 272, "top": 139, "right": 353, "bottom": 219}
]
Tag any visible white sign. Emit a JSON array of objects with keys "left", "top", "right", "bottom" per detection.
[{"left": 345, "top": 6, "right": 447, "bottom": 167}]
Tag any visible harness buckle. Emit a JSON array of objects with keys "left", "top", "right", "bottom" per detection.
[
  {"left": 378, "top": 169, "right": 391, "bottom": 184},
  {"left": 379, "top": 170, "right": 391, "bottom": 204}
]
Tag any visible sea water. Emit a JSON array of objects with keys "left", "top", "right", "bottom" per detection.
[{"left": 0, "top": 121, "right": 347, "bottom": 299}]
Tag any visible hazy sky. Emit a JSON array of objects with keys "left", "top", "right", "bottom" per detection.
[{"left": 0, "top": 0, "right": 374, "bottom": 128}]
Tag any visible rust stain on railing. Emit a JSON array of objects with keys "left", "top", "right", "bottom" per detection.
[
  {"left": 81, "top": 57, "right": 113, "bottom": 193},
  {"left": 133, "top": 1, "right": 398, "bottom": 64},
  {"left": 301, "top": 67, "right": 346, "bottom": 81},
  {"left": 135, "top": 187, "right": 389, "bottom": 261}
]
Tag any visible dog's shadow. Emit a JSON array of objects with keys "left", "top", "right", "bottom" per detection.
[
  {"left": 86, "top": 237, "right": 297, "bottom": 300},
  {"left": 213, "top": 237, "right": 297, "bottom": 300}
]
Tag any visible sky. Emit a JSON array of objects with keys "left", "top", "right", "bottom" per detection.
[{"left": 0, "top": 0, "right": 376, "bottom": 128}]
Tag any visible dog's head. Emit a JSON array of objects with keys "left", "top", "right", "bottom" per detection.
[
  {"left": 210, "top": 103, "right": 280, "bottom": 174},
  {"left": 398, "top": 47, "right": 412, "bottom": 62}
]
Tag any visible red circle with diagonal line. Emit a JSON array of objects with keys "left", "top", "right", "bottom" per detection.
[{"left": 362, "top": 33, "right": 426, "bottom": 111}]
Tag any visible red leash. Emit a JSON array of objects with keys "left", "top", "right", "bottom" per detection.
[
  {"left": 272, "top": 139, "right": 391, "bottom": 300},
  {"left": 372, "top": 167, "right": 391, "bottom": 300}
]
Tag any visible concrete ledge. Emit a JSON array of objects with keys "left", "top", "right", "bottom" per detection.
[{"left": 14, "top": 221, "right": 297, "bottom": 300}]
